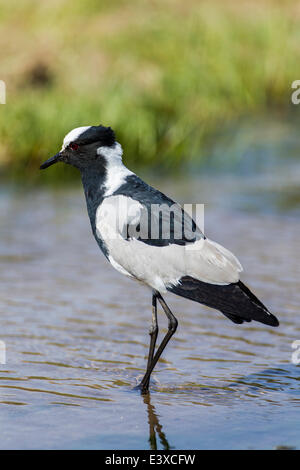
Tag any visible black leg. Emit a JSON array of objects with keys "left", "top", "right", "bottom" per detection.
[
  {"left": 143, "top": 291, "right": 159, "bottom": 391},
  {"left": 140, "top": 292, "right": 178, "bottom": 394}
]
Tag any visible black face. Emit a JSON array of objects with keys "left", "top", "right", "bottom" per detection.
[{"left": 40, "top": 125, "right": 116, "bottom": 170}]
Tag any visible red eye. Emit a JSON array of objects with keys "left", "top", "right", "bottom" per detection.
[{"left": 69, "top": 143, "right": 79, "bottom": 150}]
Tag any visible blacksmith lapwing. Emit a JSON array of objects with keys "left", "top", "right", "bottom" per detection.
[{"left": 40, "top": 124, "right": 279, "bottom": 393}]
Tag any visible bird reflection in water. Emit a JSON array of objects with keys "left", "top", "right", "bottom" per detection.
[{"left": 143, "top": 393, "right": 171, "bottom": 450}]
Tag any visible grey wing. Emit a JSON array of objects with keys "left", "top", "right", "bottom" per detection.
[
  {"left": 96, "top": 194, "right": 242, "bottom": 288},
  {"left": 126, "top": 200, "right": 204, "bottom": 247},
  {"left": 113, "top": 174, "right": 204, "bottom": 246}
]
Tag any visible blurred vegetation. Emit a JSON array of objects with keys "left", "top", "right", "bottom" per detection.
[{"left": 0, "top": 0, "right": 299, "bottom": 182}]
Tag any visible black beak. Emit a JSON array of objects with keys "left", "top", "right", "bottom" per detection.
[{"left": 40, "top": 152, "right": 61, "bottom": 170}]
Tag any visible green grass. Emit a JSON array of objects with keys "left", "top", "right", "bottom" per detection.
[{"left": 0, "top": 0, "right": 299, "bottom": 182}]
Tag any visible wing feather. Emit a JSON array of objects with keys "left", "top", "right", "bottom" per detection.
[{"left": 96, "top": 194, "right": 242, "bottom": 291}]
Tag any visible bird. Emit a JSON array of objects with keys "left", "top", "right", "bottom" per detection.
[{"left": 40, "top": 124, "right": 279, "bottom": 394}]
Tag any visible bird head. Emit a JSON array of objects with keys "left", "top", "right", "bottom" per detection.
[{"left": 40, "top": 125, "right": 122, "bottom": 171}]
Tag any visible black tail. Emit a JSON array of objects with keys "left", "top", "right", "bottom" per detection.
[{"left": 167, "top": 276, "right": 279, "bottom": 327}]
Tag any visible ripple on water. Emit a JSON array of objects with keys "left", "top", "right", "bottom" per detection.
[{"left": 0, "top": 187, "right": 299, "bottom": 449}]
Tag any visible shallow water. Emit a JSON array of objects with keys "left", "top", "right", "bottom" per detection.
[{"left": 0, "top": 167, "right": 299, "bottom": 449}]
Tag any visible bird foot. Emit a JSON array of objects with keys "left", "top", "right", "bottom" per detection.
[{"left": 134, "top": 382, "right": 150, "bottom": 395}]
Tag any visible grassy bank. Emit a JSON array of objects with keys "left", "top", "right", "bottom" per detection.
[{"left": 0, "top": 0, "right": 299, "bottom": 182}]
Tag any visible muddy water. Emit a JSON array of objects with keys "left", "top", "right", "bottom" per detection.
[{"left": 0, "top": 170, "right": 299, "bottom": 449}]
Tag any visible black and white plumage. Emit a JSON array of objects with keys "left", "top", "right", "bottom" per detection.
[{"left": 40, "top": 124, "right": 279, "bottom": 393}]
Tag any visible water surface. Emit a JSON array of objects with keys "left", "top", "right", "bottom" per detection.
[{"left": 0, "top": 164, "right": 299, "bottom": 449}]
